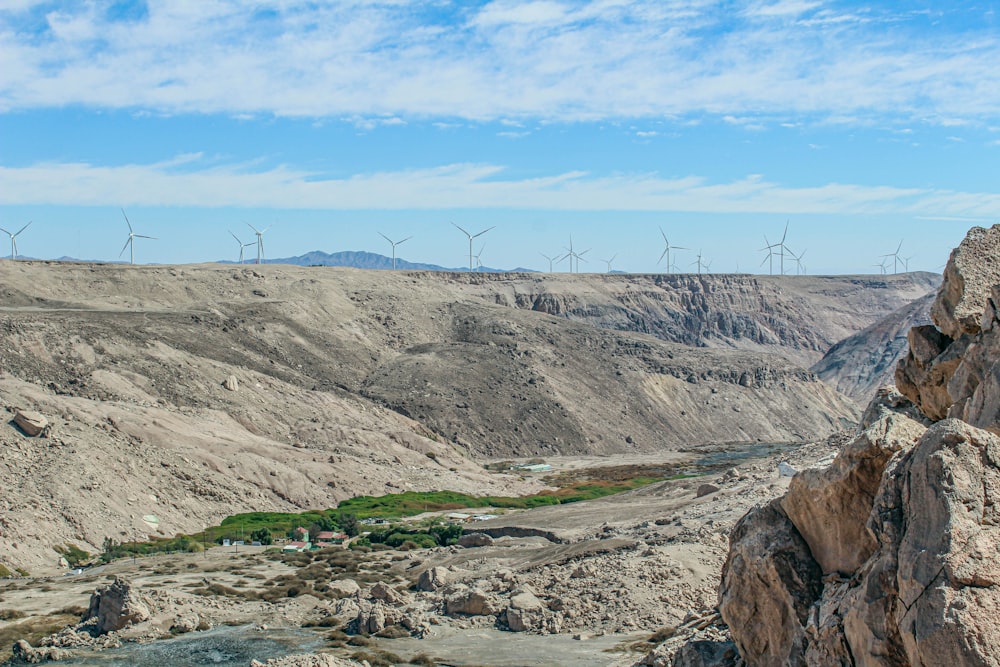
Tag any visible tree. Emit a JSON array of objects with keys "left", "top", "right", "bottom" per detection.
[
  {"left": 340, "top": 513, "right": 359, "bottom": 537},
  {"left": 250, "top": 528, "right": 273, "bottom": 546}
]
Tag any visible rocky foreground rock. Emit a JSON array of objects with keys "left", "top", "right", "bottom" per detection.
[{"left": 687, "top": 226, "right": 1000, "bottom": 667}]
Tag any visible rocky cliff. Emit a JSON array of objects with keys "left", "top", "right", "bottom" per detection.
[{"left": 701, "top": 225, "right": 1000, "bottom": 667}]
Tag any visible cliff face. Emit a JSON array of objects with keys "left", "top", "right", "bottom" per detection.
[{"left": 710, "top": 225, "right": 1000, "bottom": 667}]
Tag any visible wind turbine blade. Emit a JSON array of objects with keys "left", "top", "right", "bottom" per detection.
[
  {"left": 135, "top": 235, "right": 156, "bottom": 240},
  {"left": 451, "top": 222, "right": 470, "bottom": 237},
  {"left": 399, "top": 236, "right": 412, "bottom": 245},
  {"left": 379, "top": 232, "right": 392, "bottom": 244},
  {"left": 674, "top": 246, "right": 688, "bottom": 250},
  {"left": 472, "top": 226, "right": 495, "bottom": 239},
  {"left": 121, "top": 208, "right": 134, "bottom": 233},
  {"left": 0, "top": 227, "right": 9, "bottom": 235},
  {"left": 578, "top": 249, "right": 590, "bottom": 258},
  {"left": 230, "top": 231, "right": 242, "bottom": 244},
  {"left": 760, "top": 255, "right": 770, "bottom": 268},
  {"left": 14, "top": 221, "right": 31, "bottom": 237},
  {"left": 658, "top": 248, "right": 669, "bottom": 263},
  {"left": 659, "top": 226, "right": 669, "bottom": 243},
  {"left": 781, "top": 221, "right": 789, "bottom": 243},
  {"left": 119, "top": 238, "right": 132, "bottom": 257},
  {"left": 247, "top": 223, "right": 261, "bottom": 233}
]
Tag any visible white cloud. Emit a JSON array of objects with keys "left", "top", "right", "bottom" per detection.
[
  {"left": 2, "top": 156, "right": 999, "bottom": 219},
  {"left": 0, "top": 1, "right": 998, "bottom": 124}
]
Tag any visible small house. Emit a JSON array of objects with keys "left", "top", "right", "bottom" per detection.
[{"left": 283, "top": 541, "right": 310, "bottom": 552}]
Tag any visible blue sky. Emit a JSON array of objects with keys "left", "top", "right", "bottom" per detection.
[{"left": 0, "top": 1, "right": 995, "bottom": 273}]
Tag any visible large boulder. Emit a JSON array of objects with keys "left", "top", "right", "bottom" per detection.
[
  {"left": 718, "top": 499, "right": 822, "bottom": 667},
  {"left": 416, "top": 566, "right": 450, "bottom": 592},
  {"left": 444, "top": 586, "right": 501, "bottom": 617},
  {"left": 891, "top": 420, "right": 1000, "bottom": 664},
  {"left": 12, "top": 409, "right": 49, "bottom": 437},
  {"left": 84, "top": 578, "right": 150, "bottom": 635},
  {"left": 781, "top": 406, "right": 926, "bottom": 575}
]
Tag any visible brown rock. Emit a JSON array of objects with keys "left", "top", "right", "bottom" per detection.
[
  {"left": 222, "top": 375, "right": 239, "bottom": 391},
  {"left": 695, "top": 484, "right": 720, "bottom": 498},
  {"left": 891, "top": 420, "right": 1000, "bottom": 665},
  {"left": 416, "top": 567, "right": 449, "bottom": 592},
  {"left": 895, "top": 325, "right": 966, "bottom": 421},
  {"left": 931, "top": 224, "right": 1000, "bottom": 339},
  {"left": 84, "top": 578, "right": 151, "bottom": 635},
  {"left": 445, "top": 587, "right": 500, "bottom": 617},
  {"left": 457, "top": 533, "right": 494, "bottom": 548},
  {"left": 12, "top": 409, "right": 48, "bottom": 437},
  {"left": 718, "top": 499, "right": 822, "bottom": 667},
  {"left": 781, "top": 409, "right": 926, "bottom": 575}
]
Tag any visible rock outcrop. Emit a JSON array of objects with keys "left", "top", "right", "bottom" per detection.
[
  {"left": 709, "top": 226, "right": 1000, "bottom": 667},
  {"left": 897, "top": 225, "right": 1000, "bottom": 432},
  {"left": 83, "top": 578, "right": 151, "bottom": 635}
]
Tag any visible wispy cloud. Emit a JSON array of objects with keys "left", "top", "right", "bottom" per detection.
[
  {"left": 3, "top": 156, "right": 999, "bottom": 218},
  {"left": 0, "top": 1, "right": 998, "bottom": 124}
]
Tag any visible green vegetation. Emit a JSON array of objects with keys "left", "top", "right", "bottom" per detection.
[
  {"left": 100, "top": 534, "right": 203, "bottom": 563},
  {"left": 0, "top": 564, "right": 10, "bottom": 578},
  {"left": 53, "top": 544, "right": 91, "bottom": 568},
  {"left": 99, "top": 473, "right": 665, "bottom": 563}
]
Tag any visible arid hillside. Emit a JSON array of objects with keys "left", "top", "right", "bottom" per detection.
[
  {"left": 0, "top": 262, "right": 926, "bottom": 573},
  {"left": 812, "top": 291, "right": 935, "bottom": 403}
]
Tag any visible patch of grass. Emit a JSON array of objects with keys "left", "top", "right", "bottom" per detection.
[
  {"left": 411, "top": 653, "right": 438, "bottom": 667},
  {"left": 53, "top": 543, "right": 91, "bottom": 568},
  {"left": 0, "top": 609, "right": 27, "bottom": 621},
  {"left": 0, "top": 565, "right": 11, "bottom": 578}
]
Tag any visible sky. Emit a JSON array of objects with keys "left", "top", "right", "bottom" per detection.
[{"left": 0, "top": 1, "right": 996, "bottom": 274}]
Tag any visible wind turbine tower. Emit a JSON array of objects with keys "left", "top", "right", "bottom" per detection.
[
  {"left": 691, "top": 250, "right": 710, "bottom": 275},
  {"left": 0, "top": 222, "right": 31, "bottom": 260},
  {"left": 473, "top": 244, "right": 485, "bottom": 271},
  {"left": 452, "top": 223, "right": 494, "bottom": 272},
  {"left": 658, "top": 227, "right": 686, "bottom": 274},
  {"left": 379, "top": 232, "right": 412, "bottom": 270},
  {"left": 229, "top": 231, "right": 255, "bottom": 264},
  {"left": 601, "top": 254, "right": 618, "bottom": 274},
  {"left": 540, "top": 252, "right": 558, "bottom": 273},
  {"left": 560, "top": 236, "right": 590, "bottom": 273},
  {"left": 882, "top": 240, "right": 904, "bottom": 274},
  {"left": 119, "top": 210, "right": 156, "bottom": 265},
  {"left": 247, "top": 224, "right": 269, "bottom": 265}
]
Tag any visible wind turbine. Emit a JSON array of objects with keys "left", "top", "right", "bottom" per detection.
[
  {"left": 473, "top": 244, "right": 486, "bottom": 271},
  {"left": 452, "top": 223, "right": 494, "bottom": 272},
  {"left": 600, "top": 254, "right": 618, "bottom": 274},
  {"left": 229, "top": 231, "right": 255, "bottom": 264},
  {"left": 880, "top": 240, "right": 905, "bottom": 274},
  {"left": 0, "top": 221, "right": 31, "bottom": 260},
  {"left": 119, "top": 210, "right": 156, "bottom": 265},
  {"left": 759, "top": 221, "right": 791, "bottom": 275},
  {"left": 874, "top": 257, "right": 889, "bottom": 275},
  {"left": 379, "top": 232, "right": 412, "bottom": 270},
  {"left": 691, "top": 250, "right": 710, "bottom": 275},
  {"left": 790, "top": 248, "right": 808, "bottom": 275},
  {"left": 560, "top": 236, "right": 590, "bottom": 273},
  {"left": 247, "top": 224, "right": 269, "bottom": 265},
  {"left": 540, "top": 252, "right": 559, "bottom": 273},
  {"left": 658, "top": 227, "right": 686, "bottom": 274}
]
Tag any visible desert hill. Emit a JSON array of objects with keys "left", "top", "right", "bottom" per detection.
[
  {"left": 0, "top": 262, "right": 928, "bottom": 573},
  {"left": 812, "top": 291, "right": 935, "bottom": 403}
]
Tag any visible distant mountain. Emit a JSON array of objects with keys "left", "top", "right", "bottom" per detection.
[{"left": 255, "top": 250, "right": 535, "bottom": 273}]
